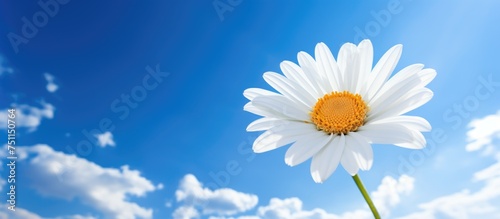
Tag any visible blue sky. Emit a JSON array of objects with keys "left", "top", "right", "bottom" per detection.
[{"left": 0, "top": 0, "right": 500, "bottom": 218}]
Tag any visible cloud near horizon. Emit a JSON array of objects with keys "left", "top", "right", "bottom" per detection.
[
  {"left": 10, "top": 144, "right": 158, "bottom": 219},
  {"left": 173, "top": 174, "right": 414, "bottom": 219},
  {"left": 173, "top": 174, "right": 259, "bottom": 218}
]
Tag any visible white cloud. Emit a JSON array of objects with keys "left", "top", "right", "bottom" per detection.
[
  {"left": 173, "top": 206, "right": 200, "bottom": 219},
  {"left": 95, "top": 131, "right": 116, "bottom": 147},
  {"left": 473, "top": 159, "right": 500, "bottom": 182},
  {"left": 466, "top": 110, "right": 500, "bottom": 154},
  {"left": 44, "top": 72, "right": 59, "bottom": 93},
  {"left": 255, "top": 175, "right": 413, "bottom": 219},
  {"left": 203, "top": 175, "right": 414, "bottom": 219},
  {"left": 0, "top": 204, "right": 42, "bottom": 219},
  {"left": 17, "top": 144, "right": 157, "bottom": 219},
  {"left": 0, "top": 205, "right": 94, "bottom": 219},
  {"left": 256, "top": 197, "right": 339, "bottom": 219},
  {"left": 399, "top": 111, "right": 500, "bottom": 219},
  {"left": 0, "top": 102, "right": 55, "bottom": 132},
  {"left": 174, "top": 174, "right": 258, "bottom": 217},
  {"left": 209, "top": 216, "right": 260, "bottom": 219},
  {"left": 54, "top": 216, "right": 98, "bottom": 219},
  {"left": 371, "top": 175, "right": 414, "bottom": 217},
  {"left": 397, "top": 163, "right": 500, "bottom": 219}
]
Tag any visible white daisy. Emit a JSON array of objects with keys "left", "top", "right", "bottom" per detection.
[{"left": 244, "top": 40, "right": 435, "bottom": 183}]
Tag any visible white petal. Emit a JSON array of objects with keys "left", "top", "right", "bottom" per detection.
[
  {"left": 418, "top": 68, "right": 437, "bottom": 87},
  {"left": 280, "top": 61, "right": 321, "bottom": 98},
  {"left": 364, "top": 115, "right": 429, "bottom": 149},
  {"left": 337, "top": 43, "right": 359, "bottom": 93},
  {"left": 243, "top": 88, "right": 279, "bottom": 100},
  {"left": 370, "top": 116, "right": 431, "bottom": 132},
  {"left": 263, "top": 72, "right": 315, "bottom": 108},
  {"left": 394, "top": 129, "right": 426, "bottom": 149},
  {"left": 253, "top": 121, "right": 316, "bottom": 153},
  {"left": 340, "top": 135, "right": 359, "bottom": 176},
  {"left": 357, "top": 122, "right": 415, "bottom": 145},
  {"left": 378, "top": 64, "right": 424, "bottom": 91},
  {"left": 398, "top": 88, "right": 434, "bottom": 114},
  {"left": 370, "top": 66, "right": 436, "bottom": 110},
  {"left": 348, "top": 132, "right": 374, "bottom": 171},
  {"left": 243, "top": 102, "right": 278, "bottom": 118},
  {"left": 315, "top": 42, "right": 342, "bottom": 92},
  {"left": 247, "top": 117, "right": 291, "bottom": 132},
  {"left": 252, "top": 95, "right": 310, "bottom": 121},
  {"left": 280, "top": 61, "right": 302, "bottom": 83},
  {"left": 368, "top": 88, "right": 433, "bottom": 121},
  {"left": 284, "top": 132, "right": 332, "bottom": 166},
  {"left": 365, "top": 44, "right": 403, "bottom": 102},
  {"left": 310, "top": 135, "right": 344, "bottom": 183},
  {"left": 356, "top": 40, "right": 373, "bottom": 95},
  {"left": 369, "top": 64, "right": 424, "bottom": 107},
  {"left": 298, "top": 51, "right": 328, "bottom": 94}
]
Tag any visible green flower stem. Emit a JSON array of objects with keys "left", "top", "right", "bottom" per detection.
[{"left": 352, "top": 174, "right": 381, "bottom": 219}]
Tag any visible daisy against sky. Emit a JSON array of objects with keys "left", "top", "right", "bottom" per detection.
[
  {"left": 0, "top": 1, "right": 500, "bottom": 219},
  {"left": 244, "top": 40, "right": 435, "bottom": 184}
]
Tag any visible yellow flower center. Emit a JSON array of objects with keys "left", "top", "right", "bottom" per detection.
[{"left": 310, "top": 91, "right": 368, "bottom": 134}]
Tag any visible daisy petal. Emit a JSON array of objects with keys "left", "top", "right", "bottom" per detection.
[
  {"left": 368, "top": 88, "right": 433, "bottom": 121},
  {"left": 243, "top": 102, "right": 278, "bottom": 118},
  {"left": 397, "top": 88, "right": 434, "bottom": 115},
  {"left": 280, "top": 61, "right": 321, "bottom": 98},
  {"left": 418, "top": 68, "right": 437, "bottom": 87},
  {"left": 365, "top": 44, "right": 403, "bottom": 101},
  {"left": 252, "top": 95, "right": 310, "bottom": 121},
  {"left": 337, "top": 43, "right": 359, "bottom": 93},
  {"left": 340, "top": 135, "right": 359, "bottom": 176},
  {"left": 369, "top": 64, "right": 424, "bottom": 106},
  {"left": 357, "top": 122, "right": 415, "bottom": 145},
  {"left": 348, "top": 132, "right": 374, "bottom": 171},
  {"left": 243, "top": 88, "right": 279, "bottom": 100},
  {"left": 356, "top": 40, "right": 373, "bottom": 95},
  {"left": 298, "top": 51, "right": 328, "bottom": 94},
  {"left": 263, "top": 72, "right": 315, "bottom": 108},
  {"left": 247, "top": 118, "right": 291, "bottom": 132},
  {"left": 310, "top": 135, "right": 344, "bottom": 183},
  {"left": 370, "top": 66, "right": 436, "bottom": 109},
  {"left": 285, "top": 132, "right": 332, "bottom": 166},
  {"left": 253, "top": 121, "right": 316, "bottom": 153},
  {"left": 370, "top": 116, "right": 431, "bottom": 132},
  {"left": 394, "top": 129, "right": 426, "bottom": 149},
  {"left": 315, "top": 42, "right": 342, "bottom": 92}
]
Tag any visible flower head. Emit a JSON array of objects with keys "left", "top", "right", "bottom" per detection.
[{"left": 243, "top": 40, "right": 435, "bottom": 183}]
